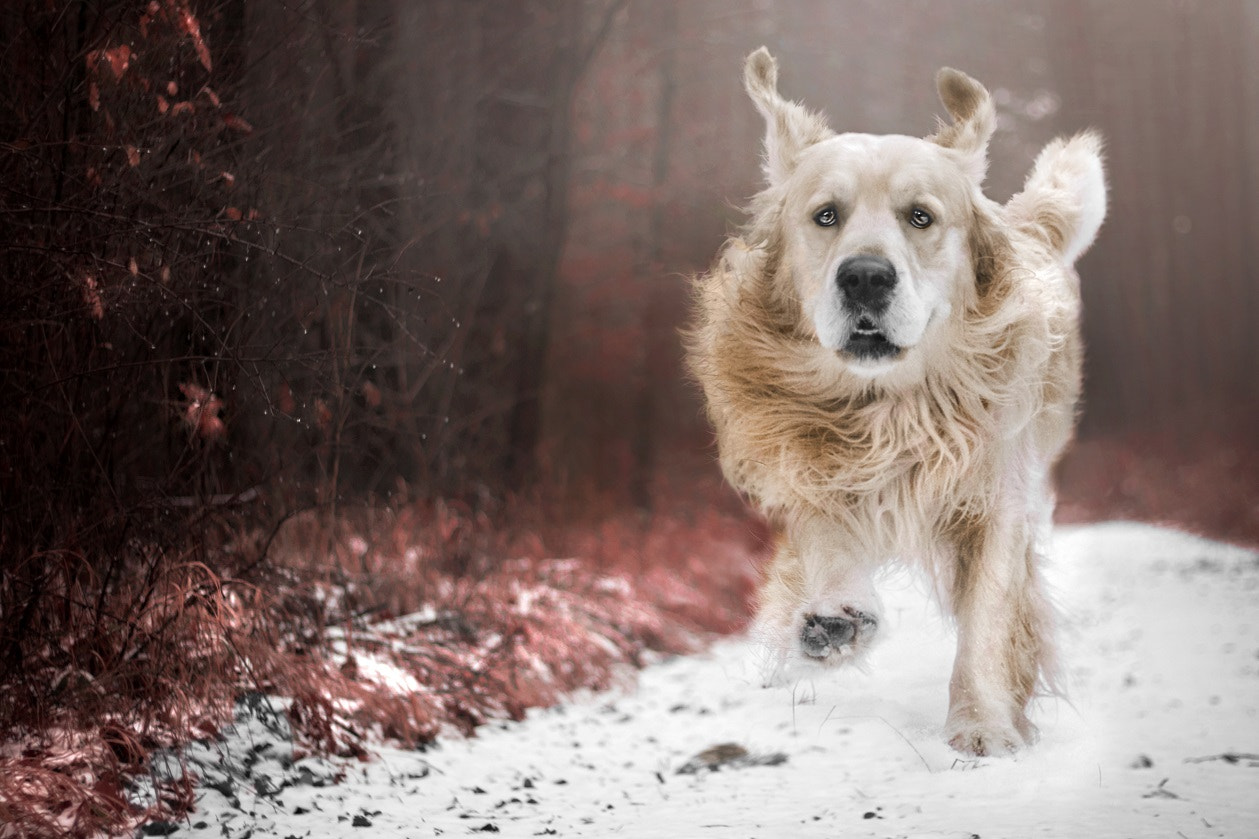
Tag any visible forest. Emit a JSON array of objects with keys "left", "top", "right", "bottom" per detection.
[{"left": 1, "top": 1, "right": 1256, "bottom": 834}]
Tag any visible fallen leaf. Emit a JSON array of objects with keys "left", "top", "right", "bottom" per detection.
[{"left": 222, "top": 113, "right": 254, "bottom": 134}]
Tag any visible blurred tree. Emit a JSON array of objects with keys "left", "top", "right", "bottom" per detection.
[
  {"left": 541, "top": 0, "right": 1259, "bottom": 521},
  {"left": 1046, "top": 0, "right": 1259, "bottom": 435}
]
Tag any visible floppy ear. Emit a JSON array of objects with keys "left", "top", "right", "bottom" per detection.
[
  {"left": 968, "top": 201, "right": 1016, "bottom": 303},
  {"left": 930, "top": 68, "right": 997, "bottom": 184},
  {"left": 744, "top": 47, "right": 833, "bottom": 186}
]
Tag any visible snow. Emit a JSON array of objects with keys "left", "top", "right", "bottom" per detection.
[{"left": 174, "top": 523, "right": 1259, "bottom": 838}]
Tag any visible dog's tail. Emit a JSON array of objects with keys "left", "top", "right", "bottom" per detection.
[{"left": 1006, "top": 131, "right": 1107, "bottom": 266}]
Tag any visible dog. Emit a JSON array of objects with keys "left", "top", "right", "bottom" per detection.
[{"left": 686, "top": 48, "right": 1106, "bottom": 756}]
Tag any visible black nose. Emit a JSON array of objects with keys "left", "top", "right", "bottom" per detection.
[{"left": 837, "top": 255, "right": 897, "bottom": 310}]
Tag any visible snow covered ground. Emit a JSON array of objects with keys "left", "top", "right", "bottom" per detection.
[{"left": 169, "top": 523, "right": 1259, "bottom": 838}]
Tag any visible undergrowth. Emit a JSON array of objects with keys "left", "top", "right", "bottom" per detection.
[
  {"left": 0, "top": 1, "right": 762, "bottom": 835},
  {"left": 0, "top": 493, "right": 761, "bottom": 838}
]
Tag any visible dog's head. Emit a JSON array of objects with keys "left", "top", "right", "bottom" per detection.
[{"left": 743, "top": 48, "right": 999, "bottom": 380}]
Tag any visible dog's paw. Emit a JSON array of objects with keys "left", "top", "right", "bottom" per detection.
[
  {"left": 749, "top": 591, "right": 881, "bottom": 685},
  {"left": 798, "top": 606, "right": 878, "bottom": 662},
  {"left": 945, "top": 717, "right": 1025, "bottom": 757}
]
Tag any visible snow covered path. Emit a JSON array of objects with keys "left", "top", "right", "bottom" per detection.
[{"left": 180, "top": 523, "right": 1259, "bottom": 838}]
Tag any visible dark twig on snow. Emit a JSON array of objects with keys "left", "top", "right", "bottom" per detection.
[
  {"left": 1142, "top": 778, "right": 1180, "bottom": 799},
  {"left": 1184, "top": 752, "right": 1259, "bottom": 764}
]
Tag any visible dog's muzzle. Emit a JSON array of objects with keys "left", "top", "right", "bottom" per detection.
[{"left": 837, "top": 255, "right": 902, "bottom": 362}]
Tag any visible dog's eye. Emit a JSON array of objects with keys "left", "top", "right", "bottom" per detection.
[
  {"left": 909, "top": 207, "right": 933, "bottom": 229},
  {"left": 813, "top": 206, "right": 838, "bottom": 228}
]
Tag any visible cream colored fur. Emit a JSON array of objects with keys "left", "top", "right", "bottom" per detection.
[{"left": 686, "top": 48, "right": 1106, "bottom": 756}]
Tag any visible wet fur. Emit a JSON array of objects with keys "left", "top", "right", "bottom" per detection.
[{"left": 686, "top": 49, "right": 1105, "bottom": 755}]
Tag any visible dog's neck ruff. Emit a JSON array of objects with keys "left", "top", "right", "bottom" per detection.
[{"left": 690, "top": 220, "right": 1067, "bottom": 529}]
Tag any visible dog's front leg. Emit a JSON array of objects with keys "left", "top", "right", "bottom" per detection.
[
  {"left": 944, "top": 515, "right": 1054, "bottom": 756},
  {"left": 752, "top": 515, "right": 883, "bottom": 685}
]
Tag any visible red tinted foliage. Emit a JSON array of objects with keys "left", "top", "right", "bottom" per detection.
[
  {"left": 178, "top": 382, "right": 227, "bottom": 442},
  {"left": 0, "top": 761, "right": 134, "bottom": 839},
  {"left": 0, "top": 491, "right": 761, "bottom": 836},
  {"left": 0, "top": 550, "right": 241, "bottom": 836},
  {"left": 1057, "top": 418, "right": 1259, "bottom": 547},
  {"left": 245, "top": 485, "right": 760, "bottom": 759}
]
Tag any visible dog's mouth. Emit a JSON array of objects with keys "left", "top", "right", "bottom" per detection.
[{"left": 843, "top": 315, "right": 901, "bottom": 361}]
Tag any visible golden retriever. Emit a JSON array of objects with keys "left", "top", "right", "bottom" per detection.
[{"left": 686, "top": 48, "right": 1106, "bottom": 755}]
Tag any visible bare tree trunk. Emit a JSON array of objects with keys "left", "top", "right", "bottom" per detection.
[
  {"left": 628, "top": 0, "right": 679, "bottom": 513},
  {"left": 498, "top": 4, "right": 583, "bottom": 489}
]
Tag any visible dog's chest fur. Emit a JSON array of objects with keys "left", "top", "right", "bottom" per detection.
[
  {"left": 722, "top": 359, "right": 1000, "bottom": 554},
  {"left": 694, "top": 236, "right": 1078, "bottom": 561}
]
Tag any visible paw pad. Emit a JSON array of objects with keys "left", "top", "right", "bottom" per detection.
[{"left": 799, "top": 609, "right": 877, "bottom": 659}]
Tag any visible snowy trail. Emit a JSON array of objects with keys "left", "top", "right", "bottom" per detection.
[{"left": 179, "top": 524, "right": 1259, "bottom": 838}]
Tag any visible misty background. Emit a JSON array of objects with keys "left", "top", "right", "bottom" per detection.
[
  {"left": 2, "top": 2, "right": 1257, "bottom": 831},
  {"left": 417, "top": 0, "right": 1259, "bottom": 532},
  {"left": 5, "top": 0, "right": 1257, "bottom": 581},
  {"left": 6, "top": 0, "right": 1257, "bottom": 561}
]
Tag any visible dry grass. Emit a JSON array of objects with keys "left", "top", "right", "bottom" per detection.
[{"left": 0, "top": 487, "right": 761, "bottom": 837}]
